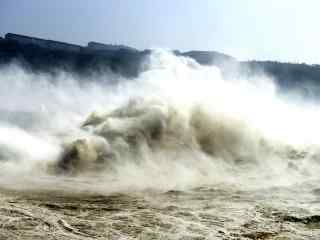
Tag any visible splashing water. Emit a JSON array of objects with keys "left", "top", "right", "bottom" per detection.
[
  {"left": 1, "top": 50, "right": 320, "bottom": 239},
  {"left": 0, "top": 50, "right": 319, "bottom": 192}
]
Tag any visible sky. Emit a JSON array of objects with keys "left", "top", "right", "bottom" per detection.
[{"left": 0, "top": 0, "right": 319, "bottom": 63}]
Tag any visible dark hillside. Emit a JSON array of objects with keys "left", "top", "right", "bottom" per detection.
[{"left": 1, "top": 36, "right": 320, "bottom": 98}]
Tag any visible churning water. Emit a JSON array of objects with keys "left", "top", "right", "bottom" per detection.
[{"left": 0, "top": 50, "right": 319, "bottom": 239}]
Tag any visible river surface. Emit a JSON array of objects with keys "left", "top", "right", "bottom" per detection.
[{"left": 0, "top": 178, "right": 319, "bottom": 239}]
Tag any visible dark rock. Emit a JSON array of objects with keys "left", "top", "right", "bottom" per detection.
[{"left": 283, "top": 215, "right": 320, "bottom": 224}]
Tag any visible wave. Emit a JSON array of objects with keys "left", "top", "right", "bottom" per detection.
[{"left": 0, "top": 50, "right": 319, "bottom": 192}]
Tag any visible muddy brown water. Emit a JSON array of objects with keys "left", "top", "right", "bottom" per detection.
[{"left": 0, "top": 179, "right": 319, "bottom": 240}]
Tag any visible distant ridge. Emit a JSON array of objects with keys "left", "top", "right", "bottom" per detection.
[
  {"left": 1, "top": 33, "right": 234, "bottom": 64},
  {"left": 3, "top": 33, "right": 138, "bottom": 53},
  {"left": 0, "top": 32, "right": 235, "bottom": 76},
  {"left": 1, "top": 32, "right": 320, "bottom": 99}
]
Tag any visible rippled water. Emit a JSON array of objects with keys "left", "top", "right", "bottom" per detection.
[{"left": 0, "top": 179, "right": 319, "bottom": 239}]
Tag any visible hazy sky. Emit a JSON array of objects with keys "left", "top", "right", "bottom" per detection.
[{"left": 0, "top": 0, "right": 319, "bottom": 63}]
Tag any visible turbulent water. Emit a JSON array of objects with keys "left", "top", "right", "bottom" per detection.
[{"left": 0, "top": 50, "right": 320, "bottom": 239}]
